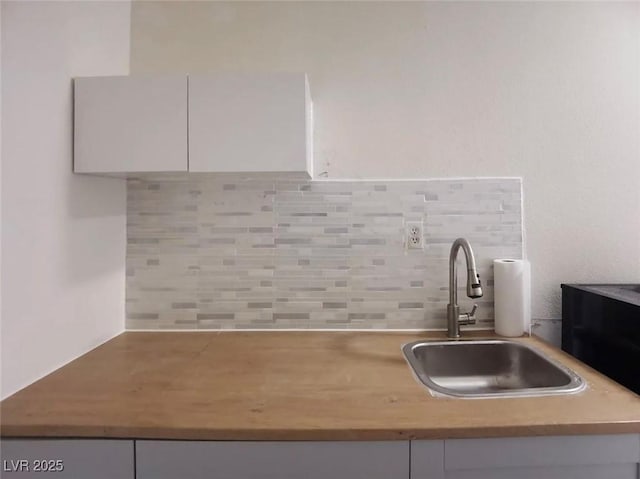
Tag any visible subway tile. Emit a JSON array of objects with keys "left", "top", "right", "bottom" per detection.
[
  {"left": 322, "top": 302, "right": 348, "bottom": 309},
  {"left": 273, "top": 313, "right": 310, "bottom": 320},
  {"left": 127, "top": 313, "right": 159, "bottom": 320},
  {"left": 126, "top": 177, "right": 522, "bottom": 330},
  {"left": 399, "top": 302, "right": 424, "bottom": 309},
  {"left": 348, "top": 313, "right": 386, "bottom": 320},
  {"left": 248, "top": 302, "right": 272, "bottom": 309},
  {"left": 196, "top": 313, "right": 235, "bottom": 321},
  {"left": 171, "top": 302, "right": 197, "bottom": 309}
]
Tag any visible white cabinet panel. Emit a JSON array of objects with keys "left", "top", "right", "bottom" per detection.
[
  {"left": 136, "top": 440, "right": 408, "bottom": 479},
  {"left": 445, "top": 463, "right": 638, "bottom": 479},
  {"left": 444, "top": 434, "right": 640, "bottom": 470},
  {"left": 188, "top": 73, "right": 312, "bottom": 176},
  {"left": 74, "top": 75, "right": 188, "bottom": 173},
  {"left": 0, "top": 439, "right": 134, "bottom": 479},
  {"left": 411, "top": 440, "right": 444, "bottom": 479}
]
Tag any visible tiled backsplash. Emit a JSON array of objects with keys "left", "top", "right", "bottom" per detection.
[{"left": 126, "top": 176, "right": 523, "bottom": 330}]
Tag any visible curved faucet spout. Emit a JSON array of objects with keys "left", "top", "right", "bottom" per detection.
[
  {"left": 449, "top": 238, "right": 483, "bottom": 302},
  {"left": 447, "top": 238, "right": 483, "bottom": 338}
]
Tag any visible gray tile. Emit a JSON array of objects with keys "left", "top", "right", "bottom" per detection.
[
  {"left": 171, "top": 302, "right": 197, "bottom": 309},
  {"left": 127, "top": 313, "right": 159, "bottom": 320},
  {"left": 323, "top": 302, "right": 347, "bottom": 309},
  {"left": 399, "top": 302, "right": 424, "bottom": 309},
  {"left": 273, "top": 313, "right": 310, "bottom": 320},
  {"left": 350, "top": 238, "right": 386, "bottom": 246},
  {"left": 126, "top": 177, "right": 523, "bottom": 330},
  {"left": 348, "top": 313, "right": 386, "bottom": 320},
  {"left": 248, "top": 302, "right": 272, "bottom": 309}
]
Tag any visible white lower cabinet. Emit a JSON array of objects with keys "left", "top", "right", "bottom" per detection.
[
  {"left": 3, "top": 434, "right": 638, "bottom": 478},
  {"left": 412, "top": 434, "right": 640, "bottom": 479},
  {"left": 443, "top": 464, "right": 637, "bottom": 479},
  {"left": 0, "top": 439, "right": 134, "bottom": 479},
  {"left": 135, "top": 440, "right": 409, "bottom": 479},
  {"left": 411, "top": 440, "right": 445, "bottom": 479}
]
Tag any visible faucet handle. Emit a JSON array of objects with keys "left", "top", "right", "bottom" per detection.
[{"left": 459, "top": 304, "right": 478, "bottom": 325}]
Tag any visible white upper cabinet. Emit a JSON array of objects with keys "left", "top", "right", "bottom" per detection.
[
  {"left": 74, "top": 73, "right": 313, "bottom": 177},
  {"left": 189, "top": 72, "right": 312, "bottom": 177},
  {"left": 74, "top": 75, "right": 188, "bottom": 174}
]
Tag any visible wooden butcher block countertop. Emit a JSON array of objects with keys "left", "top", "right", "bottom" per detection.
[{"left": 1, "top": 331, "right": 639, "bottom": 440}]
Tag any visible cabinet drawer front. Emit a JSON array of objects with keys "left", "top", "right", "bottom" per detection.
[
  {"left": 0, "top": 439, "right": 134, "bottom": 479},
  {"left": 136, "top": 440, "right": 408, "bottom": 479},
  {"left": 445, "top": 434, "right": 640, "bottom": 470},
  {"left": 446, "top": 464, "right": 638, "bottom": 479}
]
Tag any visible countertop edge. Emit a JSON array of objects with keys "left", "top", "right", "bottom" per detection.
[{"left": 3, "top": 423, "right": 640, "bottom": 441}]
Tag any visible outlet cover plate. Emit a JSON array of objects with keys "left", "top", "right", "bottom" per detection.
[{"left": 406, "top": 221, "right": 424, "bottom": 250}]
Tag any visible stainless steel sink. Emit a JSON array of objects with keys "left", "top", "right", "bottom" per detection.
[{"left": 402, "top": 339, "right": 585, "bottom": 398}]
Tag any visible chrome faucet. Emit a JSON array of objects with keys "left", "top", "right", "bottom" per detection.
[{"left": 447, "top": 238, "right": 483, "bottom": 338}]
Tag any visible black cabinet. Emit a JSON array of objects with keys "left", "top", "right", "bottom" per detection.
[{"left": 562, "top": 284, "right": 640, "bottom": 394}]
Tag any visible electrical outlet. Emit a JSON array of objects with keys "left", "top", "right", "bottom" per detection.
[{"left": 406, "top": 221, "right": 424, "bottom": 250}]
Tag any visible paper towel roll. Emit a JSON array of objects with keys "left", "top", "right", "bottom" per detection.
[{"left": 493, "top": 259, "right": 531, "bottom": 337}]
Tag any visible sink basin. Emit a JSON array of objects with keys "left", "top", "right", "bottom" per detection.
[{"left": 402, "top": 339, "right": 585, "bottom": 398}]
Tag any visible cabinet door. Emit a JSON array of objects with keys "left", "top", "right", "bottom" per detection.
[
  {"left": 74, "top": 75, "right": 188, "bottom": 173},
  {"left": 0, "top": 439, "right": 134, "bottom": 479},
  {"left": 410, "top": 440, "right": 444, "bottom": 479},
  {"left": 188, "top": 73, "right": 312, "bottom": 176},
  {"left": 443, "top": 434, "right": 640, "bottom": 479},
  {"left": 445, "top": 464, "right": 638, "bottom": 479},
  {"left": 136, "top": 440, "right": 408, "bottom": 479}
]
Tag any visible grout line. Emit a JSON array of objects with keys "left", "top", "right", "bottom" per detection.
[
  {"left": 133, "top": 439, "right": 137, "bottom": 479},
  {"left": 442, "top": 440, "right": 446, "bottom": 477}
]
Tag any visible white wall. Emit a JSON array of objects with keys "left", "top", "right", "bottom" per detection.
[
  {"left": 131, "top": 1, "right": 640, "bottom": 326},
  {"left": 1, "top": 1, "right": 131, "bottom": 399},
  {"left": 0, "top": 1, "right": 3, "bottom": 373}
]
